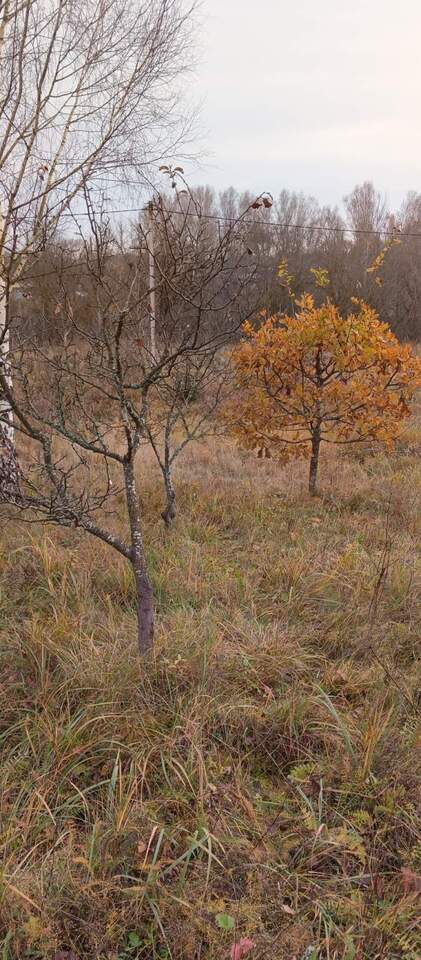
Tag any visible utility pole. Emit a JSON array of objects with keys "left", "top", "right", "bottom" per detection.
[{"left": 147, "top": 201, "right": 157, "bottom": 360}]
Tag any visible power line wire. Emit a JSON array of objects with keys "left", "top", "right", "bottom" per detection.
[
  {"left": 159, "top": 209, "right": 416, "bottom": 239},
  {"left": 4, "top": 203, "right": 418, "bottom": 237},
  {"left": 3, "top": 205, "right": 416, "bottom": 285}
]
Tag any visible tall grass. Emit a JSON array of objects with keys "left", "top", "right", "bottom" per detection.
[{"left": 0, "top": 420, "right": 420, "bottom": 959}]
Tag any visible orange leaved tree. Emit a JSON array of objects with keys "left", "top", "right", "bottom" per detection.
[{"left": 231, "top": 296, "right": 421, "bottom": 495}]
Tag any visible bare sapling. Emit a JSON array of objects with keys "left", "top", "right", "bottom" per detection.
[{"left": 0, "top": 183, "right": 269, "bottom": 654}]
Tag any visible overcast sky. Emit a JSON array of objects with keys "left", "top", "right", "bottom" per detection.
[{"left": 192, "top": 0, "right": 421, "bottom": 209}]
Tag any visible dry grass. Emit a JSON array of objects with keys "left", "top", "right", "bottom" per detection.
[{"left": 0, "top": 416, "right": 420, "bottom": 959}]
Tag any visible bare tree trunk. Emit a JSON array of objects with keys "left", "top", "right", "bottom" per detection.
[
  {"left": 1, "top": 264, "right": 23, "bottom": 501},
  {"left": 309, "top": 351, "right": 323, "bottom": 497},
  {"left": 0, "top": 212, "right": 14, "bottom": 444},
  {"left": 148, "top": 201, "right": 157, "bottom": 360},
  {"left": 309, "top": 427, "right": 321, "bottom": 496},
  {"left": 161, "top": 466, "right": 176, "bottom": 526},
  {"left": 0, "top": 291, "right": 11, "bottom": 438},
  {"left": 124, "top": 459, "right": 154, "bottom": 655}
]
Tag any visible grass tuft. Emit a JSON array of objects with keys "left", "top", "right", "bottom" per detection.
[{"left": 1, "top": 419, "right": 420, "bottom": 958}]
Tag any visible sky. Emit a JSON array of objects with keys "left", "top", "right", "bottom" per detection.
[{"left": 191, "top": 0, "right": 421, "bottom": 210}]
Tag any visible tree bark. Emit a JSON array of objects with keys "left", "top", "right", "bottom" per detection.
[
  {"left": 132, "top": 558, "right": 154, "bottom": 657},
  {"left": 0, "top": 308, "right": 14, "bottom": 441},
  {"left": 161, "top": 466, "right": 176, "bottom": 526},
  {"left": 0, "top": 250, "right": 14, "bottom": 444},
  {"left": 147, "top": 201, "right": 157, "bottom": 360},
  {"left": 309, "top": 427, "right": 321, "bottom": 496},
  {"left": 124, "top": 458, "right": 154, "bottom": 656},
  {"left": 309, "top": 350, "right": 323, "bottom": 497}
]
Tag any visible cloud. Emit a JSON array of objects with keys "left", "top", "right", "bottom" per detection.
[{"left": 192, "top": 0, "right": 421, "bottom": 205}]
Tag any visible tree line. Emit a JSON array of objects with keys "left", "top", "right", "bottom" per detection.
[{"left": 12, "top": 180, "right": 421, "bottom": 344}]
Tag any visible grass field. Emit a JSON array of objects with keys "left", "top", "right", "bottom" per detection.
[{"left": 0, "top": 419, "right": 420, "bottom": 959}]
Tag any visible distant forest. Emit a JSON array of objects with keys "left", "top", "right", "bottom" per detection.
[{"left": 13, "top": 180, "right": 421, "bottom": 342}]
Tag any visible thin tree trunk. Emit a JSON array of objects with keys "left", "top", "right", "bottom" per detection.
[
  {"left": 161, "top": 465, "right": 176, "bottom": 526},
  {"left": 124, "top": 458, "right": 154, "bottom": 655},
  {"left": 132, "top": 557, "right": 154, "bottom": 657},
  {"left": 159, "top": 413, "right": 177, "bottom": 527},
  {"left": 309, "top": 427, "right": 321, "bottom": 496},
  {"left": 0, "top": 250, "right": 14, "bottom": 444},
  {"left": 148, "top": 201, "right": 157, "bottom": 360},
  {"left": 0, "top": 277, "right": 19, "bottom": 500},
  {"left": 0, "top": 296, "right": 13, "bottom": 441},
  {"left": 309, "top": 350, "right": 323, "bottom": 497}
]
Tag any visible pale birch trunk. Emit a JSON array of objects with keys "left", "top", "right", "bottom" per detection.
[{"left": 0, "top": 210, "right": 14, "bottom": 444}]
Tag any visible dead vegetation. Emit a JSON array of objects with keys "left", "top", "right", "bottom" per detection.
[{"left": 0, "top": 411, "right": 420, "bottom": 959}]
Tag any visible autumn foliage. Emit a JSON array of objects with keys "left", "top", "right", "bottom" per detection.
[{"left": 231, "top": 296, "right": 421, "bottom": 494}]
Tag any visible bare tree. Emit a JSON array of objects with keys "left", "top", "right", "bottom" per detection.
[
  {"left": 133, "top": 180, "right": 269, "bottom": 523},
  {"left": 144, "top": 351, "right": 234, "bottom": 526},
  {"left": 1, "top": 187, "right": 266, "bottom": 655},
  {"left": 0, "top": 0, "right": 196, "bottom": 441}
]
